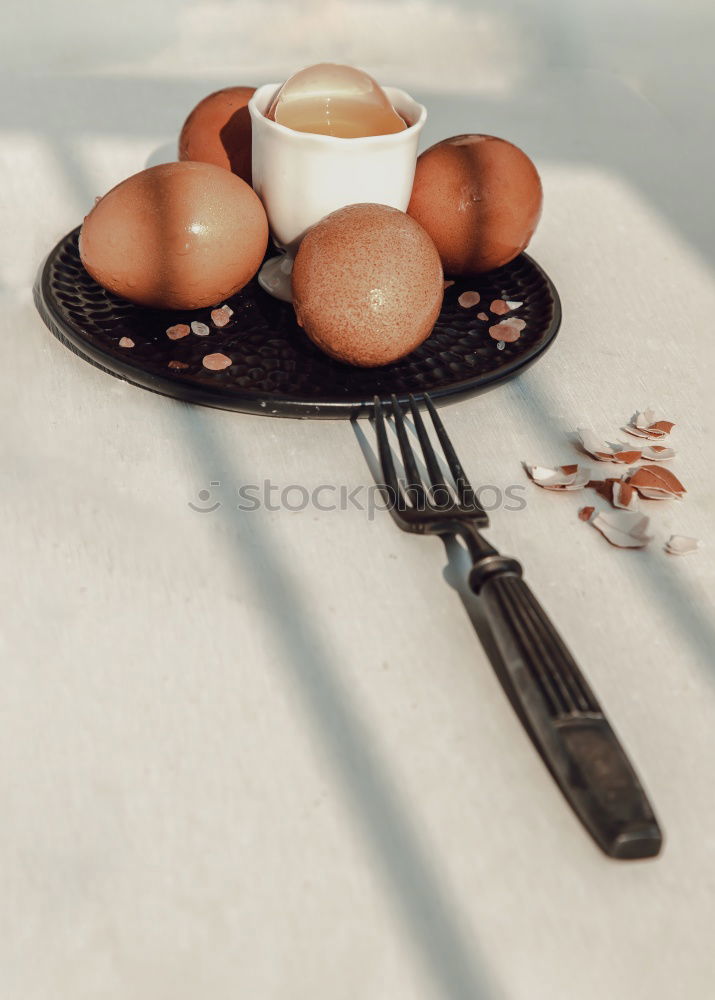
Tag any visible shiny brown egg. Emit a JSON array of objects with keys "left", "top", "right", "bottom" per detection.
[
  {"left": 79, "top": 161, "right": 268, "bottom": 310},
  {"left": 292, "top": 203, "right": 443, "bottom": 367},
  {"left": 179, "top": 86, "right": 255, "bottom": 185},
  {"left": 407, "top": 134, "right": 543, "bottom": 274}
]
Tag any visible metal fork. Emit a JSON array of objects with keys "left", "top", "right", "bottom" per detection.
[{"left": 373, "top": 392, "right": 662, "bottom": 860}]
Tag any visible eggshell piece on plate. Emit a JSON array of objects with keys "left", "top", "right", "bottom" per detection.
[
  {"left": 179, "top": 86, "right": 255, "bottom": 185},
  {"left": 407, "top": 134, "right": 543, "bottom": 274},
  {"left": 79, "top": 161, "right": 268, "bottom": 310},
  {"left": 291, "top": 203, "right": 443, "bottom": 367}
]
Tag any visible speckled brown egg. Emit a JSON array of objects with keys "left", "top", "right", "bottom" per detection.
[
  {"left": 79, "top": 161, "right": 268, "bottom": 310},
  {"left": 291, "top": 204, "right": 443, "bottom": 367},
  {"left": 407, "top": 134, "right": 543, "bottom": 275},
  {"left": 179, "top": 86, "right": 255, "bottom": 185}
]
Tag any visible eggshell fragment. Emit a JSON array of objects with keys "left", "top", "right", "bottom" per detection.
[
  {"left": 665, "top": 535, "right": 699, "bottom": 556},
  {"left": 627, "top": 464, "right": 686, "bottom": 500},
  {"left": 525, "top": 463, "right": 590, "bottom": 490},
  {"left": 642, "top": 445, "right": 676, "bottom": 461},
  {"left": 179, "top": 86, "right": 255, "bottom": 185},
  {"left": 292, "top": 204, "right": 443, "bottom": 367},
  {"left": 612, "top": 479, "right": 639, "bottom": 511},
  {"left": 578, "top": 429, "right": 641, "bottom": 464},
  {"left": 591, "top": 510, "right": 652, "bottom": 548},
  {"left": 587, "top": 478, "right": 620, "bottom": 502},
  {"left": 624, "top": 408, "right": 675, "bottom": 440}
]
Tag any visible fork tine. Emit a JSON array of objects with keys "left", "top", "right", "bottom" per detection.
[
  {"left": 423, "top": 394, "right": 477, "bottom": 507},
  {"left": 373, "top": 396, "right": 403, "bottom": 504},
  {"left": 390, "top": 394, "right": 426, "bottom": 505},
  {"left": 408, "top": 394, "right": 451, "bottom": 495}
]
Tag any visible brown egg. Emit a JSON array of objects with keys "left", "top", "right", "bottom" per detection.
[
  {"left": 79, "top": 161, "right": 268, "bottom": 310},
  {"left": 179, "top": 86, "right": 255, "bottom": 185},
  {"left": 292, "top": 204, "right": 443, "bottom": 367},
  {"left": 407, "top": 134, "right": 543, "bottom": 274}
]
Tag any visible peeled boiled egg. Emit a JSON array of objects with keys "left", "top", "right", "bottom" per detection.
[
  {"left": 292, "top": 203, "right": 443, "bottom": 367},
  {"left": 79, "top": 161, "right": 268, "bottom": 310},
  {"left": 179, "top": 86, "right": 255, "bottom": 185},
  {"left": 407, "top": 134, "right": 542, "bottom": 274}
]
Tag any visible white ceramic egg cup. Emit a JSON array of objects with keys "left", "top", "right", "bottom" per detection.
[{"left": 248, "top": 83, "right": 427, "bottom": 302}]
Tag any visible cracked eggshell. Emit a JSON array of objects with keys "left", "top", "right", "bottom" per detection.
[
  {"left": 179, "top": 86, "right": 255, "bottom": 185},
  {"left": 665, "top": 535, "right": 699, "bottom": 556},
  {"left": 624, "top": 408, "right": 675, "bottom": 440},
  {"left": 628, "top": 464, "right": 686, "bottom": 499},
  {"left": 79, "top": 161, "right": 268, "bottom": 310},
  {"left": 578, "top": 428, "right": 642, "bottom": 463},
  {"left": 291, "top": 203, "right": 443, "bottom": 367},
  {"left": 591, "top": 509, "right": 652, "bottom": 548},
  {"left": 407, "top": 134, "right": 542, "bottom": 275},
  {"left": 525, "top": 463, "right": 590, "bottom": 490}
]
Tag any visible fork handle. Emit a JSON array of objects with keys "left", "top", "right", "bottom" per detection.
[{"left": 470, "top": 560, "right": 662, "bottom": 860}]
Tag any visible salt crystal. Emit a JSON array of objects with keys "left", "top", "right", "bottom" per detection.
[
  {"left": 211, "top": 305, "right": 234, "bottom": 328},
  {"left": 202, "top": 352, "right": 232, "bottom": 371},
  {"left": 166, "top": 323, "right": 190, "bottom": 340}
]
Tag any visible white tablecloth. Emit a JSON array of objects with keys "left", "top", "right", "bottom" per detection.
[{"left": 2, "top": 3, "right": 714, "bottom": 998}]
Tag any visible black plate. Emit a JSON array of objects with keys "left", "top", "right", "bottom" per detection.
[{"left": 35, "top": 227, "right": 561, "bottom": 419}]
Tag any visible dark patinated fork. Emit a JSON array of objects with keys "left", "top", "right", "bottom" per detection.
[{"left": 373, "top": 392, "right": 662, "bottom": 860}]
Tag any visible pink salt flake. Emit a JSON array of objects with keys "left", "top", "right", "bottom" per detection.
[
  {"left": 166, "top": 323, "right": 190, "bottom": 340},
  {"left": 579, "top": 506, "right": 595, "bottom": 522},
  {"left": 477, "top": 312, "right": 489, "bottom": 321},
  {"left": 489, "top": 318, "right": 525, "bottom": 343},
  {"left": 490, "top": 299, "right": 510, "bottom": 315},
  {"left": 458, "top": 291, "right": 481, "bottom": 308},
  {"left": 202, "top": 352, "right": 232, "bottom": 371},
  {"left": 118, "top": 336, "right": 134, "bottom": 348},
  {"left": 211, "top": 305, "right": 234, "bottom": 328},
  {"left": 443, "top": 280, "right": 455, "bottom": 290},
  {"left": 168, "top": 360, "right": 189, "bottom": 370},
  {"left": 191, "top": 321, "right": 210, "bottom": 337}
]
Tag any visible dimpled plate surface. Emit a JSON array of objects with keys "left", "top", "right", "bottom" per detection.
[{"left": 35, "top": 227, "right": 561, "bottom": 418}]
